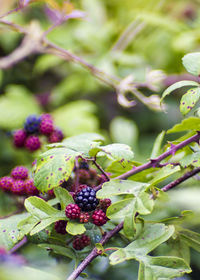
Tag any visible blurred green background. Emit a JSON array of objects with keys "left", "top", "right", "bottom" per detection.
[{"left": 0, "top": 0, "right": 200, "bottom": 279}]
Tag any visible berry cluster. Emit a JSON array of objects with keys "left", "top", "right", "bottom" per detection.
[
  {"left": 0, "top": 166, "right": 39, "bottom": 196},
  {"left": 13, "top": 114, "right": 64, "bottom": 152}
]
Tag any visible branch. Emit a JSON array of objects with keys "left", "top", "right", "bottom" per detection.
[
  {"left": 115, "top": 132, "right": 200, "bottom": 180},
  {"left": 92, "top": 158, "right": 110, "bottom": 181},
  {"left": 67, "top": 165, "right": 200, "bottom": 280},
  {"left": 9, "top": 236, "right": 28, "bottom": 254}
]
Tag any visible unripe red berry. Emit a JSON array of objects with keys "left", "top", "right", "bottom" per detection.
[
  {"left": 0, "top": 177, "right": 14, "bottom": 192},
  {"left": 48, "top": 128, "right": 63, "bottom": 143},
  {"left": 24, "top": 179, "right": 39, "bottom": 196},
  {"left": 92, "top": 209, "right": 108, "bottom": 226},
  {"left": 65, "top": 204, "right": 80, "bottom": 220},
  {"left": 97, "top": 174, "right": 108, "bottom": 185},
  {"left": 48, "top": 189, "right": 54, "bottom": 197},
  {"left": 54, "top": 220, "right": 67, "bottom": 234},
  {"left": 12, "top": 180, "right": 25, "bottom": 195},
  {"left": 25, "top": 135, "right": 41, "bottom": 151},
  {"left": 39, "top": 118, "right": 54, "bottom": 135},
  {"left": 79, "top": 212, "right": 90, "bottom": 223},
  {"left": 78, "top": 169, "right": 91, "bottom": 184},
  {"left": 13, "top": 129, "right": 27, "bottom": 148},
  {"left": 99, "top": 198, "right": 111, "bottom": 212},
  {"left": 89, "top": 169, "right": 97, "bottom": 180},
  {"left": 72, "top": 235, "right": 90, "bottom": 250},
  {"left": 11, "top": 166, "right": 29, "bottom": 180}
]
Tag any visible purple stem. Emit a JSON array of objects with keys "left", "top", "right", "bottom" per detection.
[
  {"left": 92, "top": 158, "right": 110, "bottom": 181},
  {"left": 9, "top": 236, "right": 27, "bottom": 254},
  {"left": 115, "top": 132, "right": 200, "bottom": 180}
]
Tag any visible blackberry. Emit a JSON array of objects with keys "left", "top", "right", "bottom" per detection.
[
  {"left": 75, "top": 186, "right": 99, "bottom": 212},
  {"left": 89, "top": 169, "right": 98, "bottom": 180},
  {"left": 11, "top": 180, "right": 25, "bottom": 195},
  {"left": 25, "top": 135, "right": 41, "bottom": 151},
  {"left": 54, "top": 220, "right": 67, "bottom": 234},
  {"left": 11, "top": 166, "right": 29, "bottom": 180},
  {"left": 99, "top": 198, "right": 111, "bottom": 212},
  {"left": 13, "top": 129, "right": 27, "bottom": 148},
  {"left": 97, "top": 174, "right": 108, "bottom": 185},
  {"left": 24, "top": 115, "right": 41, "bottom": 134},
  {"left": 72, "top": 235, "right": 90, "bottom": 250},
  {"left": 79, "top": 212, "right": 90, "bottom": 223},
  {"left": 24, "top": 179, "right": 39, "bottom": 196},
  {"left": 78, "top": 169, "right": 91, "bottom": 184},
  {"left": 65, "top": 204, "right": 80, "bottom": 220},
  {"left": 39, "top": 117, "right": 54, "bottom": 135},
  {"left": 92, "top": 209, "right": 108, "bottom": 226},
  {"left": 79, "top": 160, "right": 89, "bottom": 170},
  {"left": 48, "top": 128, "right": 64, "bottom": 143},
  {"left": 48, "top": 189, "right": 55, "bottom": 197},
  {"left": 0, "top": 176, "right": 14, "bottom": 192}
]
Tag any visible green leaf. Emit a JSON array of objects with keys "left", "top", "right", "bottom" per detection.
[
  {"left": 110, "top": 117, "right": 138, "bottom": 148},
  {"left": 150, "top": 131, "right": 165, "bottom": 158},
  {"left": 39, "top": 243, "right": 76, "bottom": 259},
  {"left": 161, "top": 80, "right": 199, "bottom": 102},
  {"left": 138, "top": 255, "right": 191, "bottom": 279},
  {"left": 62, "top": 133, "right": 104, "bottom": 157},
  {"left": 0, "top": 213, "right": 28, "bottom": 249},
  {"left": 149, "top": 164, "right": 180, "bottom": 186},
  {"left": 180, "top": 87, "right": 200, "bottom": 115},
  {"left": 97, "top": 143, "right": 134, "bottom": 165},
  {"left": 66, "top": 221, "right": 86, "bottom": 235},
  {"left": 180, "top": 151, "right": 200, "bottom": 167},
  {"left": 18, "top": 215, "right": 39, "bottom": 235},
  {"left": 179, "top": 228, "right": 200, "bottom": 253},
  {"left": 34, "top": 148, "right": 79, "bottom": 192},
  {"left": 97, "top": 179, "right": 150, "bottom": 198},
  {"left": 54, "top": 187, "right": 74, "bottom": 210},
  {"left": 34, "top": 54, "right": 63, "bottom": 74},
  {"left": 182, "top": 52, "right": 200, "bottom": 76},
  {"left": 0, "top": 85, "right": 41, "bottom": 130},
  {"left": 167, "top": 117, "right": 200, "bottom": 133},
  {"left": 24, "top": 197, "right": 66, "bottom": 235},
  {"left": 109, "top": 223, "right": 174, "bottom": 265}
]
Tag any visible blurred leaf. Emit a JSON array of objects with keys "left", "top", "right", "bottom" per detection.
[
  {"left": 161, "top": 80, "right": 199, "bottom": 102},
  {"left": 34, "top": 148, "right": 79, "bottom": 192},
  {"left": 180, "top": 88, "right": 200, "bottom": 115},
  {"left": 149, "top": 164, "right": 180, "bottom": 186},
  {"left": 0, "top": 85, "right": 41, "bottom": 130},
  {"left": 0, "top": 213, "right": 28, "bottom": 250},
  {"left": 34, "top": 54, "right": 63, "bottom": 74},
  {"left": 182, "top": 52, "right": 200, "bottom": 76},
  {"left": 66, "top": 221, "right": 86, "bottom": 235},
  {"left": 150, "top": 131, "right": 165, "bottom": 158},
  {"left": 39, "top": 243, "right": 75, "bottom": 259},
  {"left": 167, "top": 117, "right": 200, "bottom": 133},
  {"left": 52, "top": 101, "right": 99, "bottom": 136},
  {"left": 109, "top": 223, "right": 174, "bottom": 264},
  {"left": 179, "top": 228, "right": 200, "bottom": 253},
  {"left": 180, "top": 151, "right": 200, "bottom": 167},
  {"left": 110, "top": 117, "right": 138, "bottom": 149},
  {"left": 54, "top": 187, "right": 74, "bottom": 210}
]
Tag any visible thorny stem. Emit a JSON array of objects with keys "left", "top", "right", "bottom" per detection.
[
  {"left": 92, "top": 157, "right": 110, "bottom": 181},
  {"left": 115, "top": 132, "right": 200, "bottom": 180},
  {"left": 67, "top": 166, "right": 200, "bottom": 280}
]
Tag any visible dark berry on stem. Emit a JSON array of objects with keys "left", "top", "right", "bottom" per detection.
[
  {"left": 54, "top": 220, "right": 67, "bottom": 234},
  {"left": 24, "top": 115, "right": 41, "bottom": 134},
  {"left": 0, "top": 177, "right": 14, "bottom": 192},
  {"left": 11, "top": 166, "right": 29, "bottom": 180},
  {"left": 92, "top": 209, "right": 108, "bottom": 226},
  {"left": 100, "top": 198, "right": 111, "bottom": 212},
  {"left": 79, "top": 160, "right": 89, "bottom": 170},
  {"left": 12, "top": 180, "right": 25, "bottom": 195},
  {"left": 13, "top": 129, "right": 27, "bottom": 148},
  {"left": 72, "top": 235, "right": 90, "bottom": 251},
  {"left": 25, "top": 135, "right": 41, "bottom": 151},
  {"left": 75, "top": 187, "right": 99, "bottom": 212},
  {"left": 79, "top": 212, "right": 90, "bottom": 223},
  {"left": 78, "top": 169, "right": 90, "bottom": 184},
  {"left": 65, "top": 204, "right": 80, "bottom": 220},
  {"left": 24, "top": 179, "right": 39, "bottom": 196}
]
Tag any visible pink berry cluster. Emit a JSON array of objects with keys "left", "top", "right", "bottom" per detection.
[
  {"left": 13, "top": 113, "right": 64, "bottom": 152},
  {"left": 0, "top": 166, "right": 39, "bottom": 196}
]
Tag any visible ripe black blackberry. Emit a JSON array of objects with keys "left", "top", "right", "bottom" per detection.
[
  {"left": 75, "top": 186, "right": 99, "bottom": 212},
  {"left": 72, "top": 235, "right": 90, "bottom": 250},
  {"left": 54, "top": 220, "right": 67, "bottom": 234},
  {"left": 92, "top": 209, "right": 108, "bottom": 226},
  {"left": 79, "top": 160, "right": 89, "bottom": 170},
  {"left": 24, "top": 115, "right": 41, "bottom": 134},
  {"left": 65, "top": 204, "right": 80, "bottom": 220}
]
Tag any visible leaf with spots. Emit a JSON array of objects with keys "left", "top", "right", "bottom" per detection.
[
  {"left": 66, "top": 221, "right": 86, "bottom": 235},
  {"left": 34, "top": 148, "right": 79, "bottom": 192},
  {"left": 109, "top": 223, "right": 174, "bottom": 265},
  {"left": 180, "top": 88, "right": 200, "bottom": 115},
  {"left": 0, "top": 213, "right": 29, "bottom": 250}
]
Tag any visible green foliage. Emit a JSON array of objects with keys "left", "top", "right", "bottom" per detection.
[
  {"left": 182, "top": 52, "right": 200, "bottom": 76},
  {"left": 167, "top": 117, "right": 200, "bottom": 133},
  {"left": 180, "top": 87, "right": 200, "bottom": 115}
]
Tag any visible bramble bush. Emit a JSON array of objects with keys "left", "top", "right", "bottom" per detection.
[{"left": 1, "top": 1, "right": 200, "bottom": 280}]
